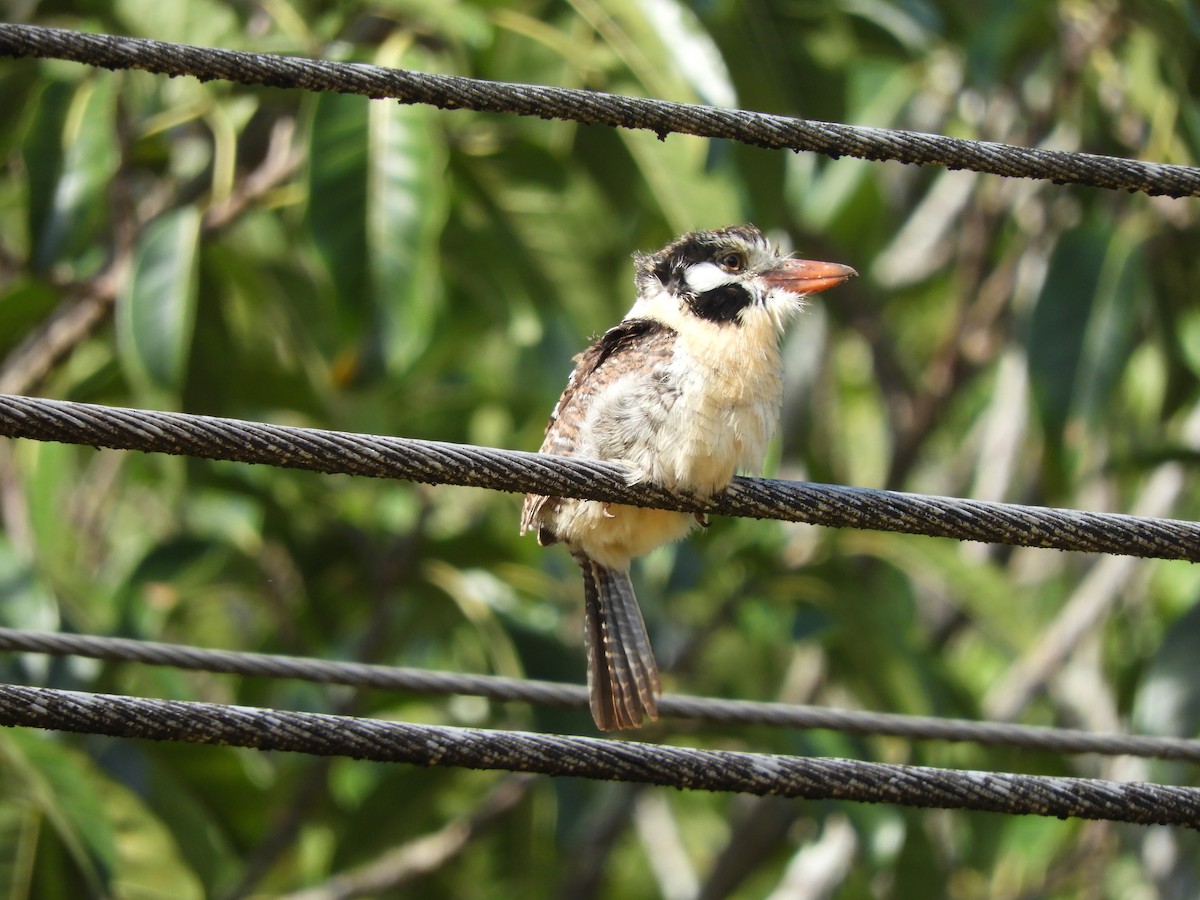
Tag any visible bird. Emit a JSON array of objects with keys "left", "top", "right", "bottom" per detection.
[{"left": 521, "top": 224, "right": 855, "bottom": 730}]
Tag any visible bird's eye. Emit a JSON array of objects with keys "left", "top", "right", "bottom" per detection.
[{"left": 718, "top": 252, "right": 744, "bottom": 273}]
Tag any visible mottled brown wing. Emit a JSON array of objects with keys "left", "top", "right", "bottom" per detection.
[{"left": 520, "top": 318, "right": 676, "bottom": 540}]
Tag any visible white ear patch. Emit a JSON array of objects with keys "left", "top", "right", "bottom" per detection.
[{"left": 683, "top": 261, "right": 733, "bottom": 294}]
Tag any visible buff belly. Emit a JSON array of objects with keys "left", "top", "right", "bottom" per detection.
[{"left": 552, "top": 501, "right": 697, "bottom": 569}]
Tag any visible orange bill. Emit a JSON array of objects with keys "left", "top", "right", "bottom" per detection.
[{"left": 761, "top": 258, "right": 857, "bottom": 295}]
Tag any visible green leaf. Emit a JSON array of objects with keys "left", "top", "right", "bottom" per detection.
[
  {"left": 1025, "top": 224, "right": 1104, "bottom": 456},
  {"left": 0, "top": 534, "right": 59, "bottom": 633},
  {"left": 0, "top": 730, "right": 204, "bottom": 898},
  {"left": 0, "top": 730, "right": 116, "bottom": 894},
  {"left": 21, "top": 438, "right": 84, "bottom": 600},
  {"left": 1071, "top": 223, "right": 1145, "bottom": 428},
  {"left": 23, "top": 76, "right": 122, "bottom": 272},
  {"left": 1134, "top": 597, "right": 1200, "bottom": 738},
  {"left": 369, "top": 0, "right": 493, "bottom": 48},
  {"left": 102, "top": 765, "right": 206, "bottom": 899},
  {"left": 0, "top": 278, "right": 59, "bottom": 357},
  {"left": 117, "top": 207, "right": 203, "bottom": 398},
  {"left": 20, "top": 79, "right": 72, "bottom": 273},
  {"left": 307, "top": 41, "right": 448, "bottom": 379},
  {"left": 618, "top": 127, "right": 740, "bottom": 234},
  {"left": 114, "top": 0, "right": 241, "bottom": 45},
  {"left": 367, "top": 46, "right": 448, "bottom": 374},
  {"left": 633, "top": 0, "right": 737, "bottom": 107},
  {"left": 53, "top": 76, "right": 121, "bottom": 266},
  {"left": 0, "top": 798, "right": 37, "bottom": 898},
  {"left": 307, "top": 91, "right": 371, "bottom": 352}
]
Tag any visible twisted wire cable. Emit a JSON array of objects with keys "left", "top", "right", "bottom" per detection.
[
  {"left": 0, "top": 683, "right": 1195, "bottom": 827},
  {"left": 3, "top": 21, "right": 1199, "bottom": 832},
  {"left": 0, "top": 393, "right": 1196, "bottom": 560},
  {"left": 3, "top": 627, "right": 1199, "bottom": 763},
  {"left": 0, "top": 23, "right": 1197, "bottom": 197}
]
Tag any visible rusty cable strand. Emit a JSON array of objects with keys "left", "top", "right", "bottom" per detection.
[
  {"left": 0, "top": 682, "right": 1196, "bottom": 827},
  {"left": 4, "top": 22, "right": 1200, "bottom": 828},
  {"left": 2, "top": 627, "right": 1200, "bottom": 762},
  {"left": 0, "top": 23, "right": 1197, "bottom": 196},
  {"left": 0, "top": 393, "right": 1196, "bottom": 560}
]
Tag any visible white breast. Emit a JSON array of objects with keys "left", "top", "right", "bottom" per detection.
[
  {"left": 651, "top": 336, "right": 781, "bottom": 494},
  {"left": 580, "top": 317, "right": 784, "bottom": 495}
]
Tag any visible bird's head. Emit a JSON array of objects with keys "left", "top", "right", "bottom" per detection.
[{"left": 630, "top": 224, "right": 855, "bottom": 333}]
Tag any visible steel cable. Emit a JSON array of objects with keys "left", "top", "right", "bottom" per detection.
[
  {"left": 0, "top": 393, "right": 1196, "bottom": 560},
  {"left": 0, "top": 683, "right": 1195, "bottom": 827},
  {"left": 3, "top": 627, "right": 1199, "bottom": 763},
  {"left": 2, "top": 20, "right": 1198, "bottom": 831},
  {"left": 0, "top": 23, "right": 1197, "bottom": 197}
]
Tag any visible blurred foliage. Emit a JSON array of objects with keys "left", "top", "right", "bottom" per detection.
[{"left": 1, "top": 0, "right": 1199, "bottom": 896}]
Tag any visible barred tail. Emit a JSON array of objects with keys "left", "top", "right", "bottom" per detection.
[{"left": 575, "top": 553, "right": 661, "bottom": 730}]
